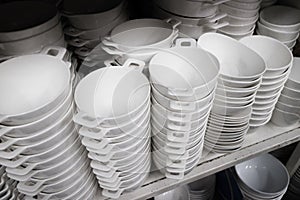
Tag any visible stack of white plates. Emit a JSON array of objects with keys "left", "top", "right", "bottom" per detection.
[
  {"left": 0, "top": 165, "right": 22, "bottom": 200},
  {"left": 0, "top": 1, "right": 65, "bottom": 62},
  {"left": 101, "top": 18, "right": 179, "bottom": 78},
  {"left": 149, "top": 38, "right": 219, "bottom": 179},
  {"left": 0, "top": 47, "right": 97, "bottom": 199},
  {"left": 155, "top": 185, "right": 190, "bottom": 200},
  {"left": 73, "top": 59, "right": 151, "bottom": 199},
  {"left": 198, "top": 33, "right": 265, "bottom": 152},
  {"left": 272, "top": 57, "right": 300, "bottom": 126},
  {"left": 256, "top": 6, "right": 300, "bottom": 51},
  {"left": 260, "top": 0, "right": 277, "bottom": 9},
  {"left": 62, "top": 0, "right": 128, "bottom": 67},
  {"left": 234, "top": 154, "right": 289, "bottom": 200},
  {"left": 188, "top": 174, "right": 216, "bottom": 200},
  {"left": 151, "top": 0, "right": 229, "bottom": 39},
  {"left": 283, "top": 167, "right": 300, "bottom": 200},
  {"left": 240, "top": 35, "right": 293, "bottom": 131},
  {"left": 218, "top": 0, "right": 260, "bottom": 39}
]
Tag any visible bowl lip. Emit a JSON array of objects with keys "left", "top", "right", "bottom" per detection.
[
  {"left": 273, "top": 107, "right": 300, "bottom": 117},
  {"left": 257, "top": 20, "right": 299, "bottom": 35},
  {"left": 225, "top": 20, "right": 257, "bottom": 28},
  {"left": 220, "top": 3, "right": 260, "bottom": 13},
  {"left": 260, "top": 5, "right": 300, "bottom": 28},
  {"left": 225, "top": 12, "right": 259, "bottom": 21},
  {"left": 284, "top": 85, "right": 300, "bottom": 94},
  {"left": 235, "top": 153, "right": 290, "bottom": 195},
  {"left": 218, "top": 25, "right": 255, "bottom": 36},
  {"left": 280, "top": 93, "right": 300, "bottom": 101},
  {"left": 277, "top": 100, "right": 300, "bottom": 110},
  {"left": 225, "top": 0, "right": 261, "bottom": 7},
  {"left": 240, "top": 35, "right": 293, "bottom": 72}
]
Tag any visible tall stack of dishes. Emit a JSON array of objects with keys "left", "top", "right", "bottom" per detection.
[
  {"left": 73, "top": 60, "right": 151, "bottom": 199},
  {"left": 218, "top": 0, "right": 260, "bottom": 39},
  {"left": 271, "top": 57, "right": 300, "bottom": 126},
  {"left": 198, "top": 33, "right": 266, "bottom": 152},
  {"left": 240, "top": 35, "right": 293, "bottom": 131},
  {"left": 0, "top": 1, "right": 65, "bottom": 62},
  {"left": 101, "top": 18, "right": 179, "bottom": 78},
  {"left": 0, "top": 47, "right": 97, "bottom": 199},
  {"left": 62, "top": 0, "right": 128, "bottom": 75},
  {"left": 149, "top": 38, "right": 219, "bottom": 179},
  {"left": 256, "top": 5, "right": 300, "bottom": 51},
  {"left": 151, "top": 0, "right": 230, "bottom": 39}
]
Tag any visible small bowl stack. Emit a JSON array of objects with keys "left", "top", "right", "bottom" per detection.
[
  {"left": 0, "top": 165, "right": 21, "bottom": 200},
  {"left": 62, "top": 0, "right": 128, "bottom": 66},
  {"left": 240, "top": 35, "right": 293, "bottom": 131},
  {"left": 234, "top": 154, "right": 290, "bottom": 200},
  {"left": 149, "top": 38, "right": 219, "bottom": 179},
  {"left": 0, "top": 48, "right": 97, "bottom": 199},
  {"left": 188, "top": 174, "right": 216, "bottom": 200},
  {"left": 155, "top": 185, "right": 190, "bottom": 200},
  {"left": 284, "top": 167, "right": 300, "bottom": 200},
  {"left": 0, "top": 1, "right": 65, "bottom": 62},
  {"left": 151, "top": 0, "right": 229, "bottom": 39},
  {"left": 198, "top": 33, "right": 265, "bottom": 153},
  {"left": 271, "top": 57, "right": 300, "bottom": 126},
  {"left": 73, "top": 60, "right": 151, "bottom": 199},
  {"left": 256, "top": 5, "right": 300, "bottom": 51},
  {"left": 218, "top": 0, "right": 260, "bottom": 39}
]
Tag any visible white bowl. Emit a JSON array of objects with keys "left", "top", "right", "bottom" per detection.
[
  {"left": 235, "top": 154, "right": 290, "bottom": 197},
  {"left": 220, "top": 3, "right": 259, "bottom": 18},
  {"left": 198, "top": 33, "right": 265, "bottom": 81},
  {"left": 219, "top": 21, "right": 256, "bottom": 34},
  {"left": 286, "top": 57, "right": 300, "bottom": 89},
  {"left": 217, "top": 25, "right": 255, "bottom": 40},
  {"left": 224, "top": 0, "right": 261, "bottom": 10},
  {"left": 260, "top": 5, "right": 300, "bottom": 32},
  {"left": 271, "top": 107, "right": 299, "bottom": 126},
  {"left": 257, "top": 21, "right": 300, "bottom": 42},
  {"left": 276, "top": 101, "right": 300, "bottom": 116},
  {"left": 282, "top": 86, "right": 300, "bottom": 99},
  {"left": 220, "top": 13, "right": 258, "bottom": 26}
]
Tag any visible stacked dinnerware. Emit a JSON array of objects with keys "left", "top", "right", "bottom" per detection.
[
  {"left": 271, "top": 57, "right": 300, "bottom": 126},
  {"left": 0, "top": 165, "right": 21, "bottom": 200},
  {"left": 149, "top": 38, "right": 220, "bottom": 179},
  {"left": 218, "top": 0, "right": 260, "bottom": 39},
  {"left": 73, "top": 59, "right": 151, "bottom": 199},
  {"left": 101, "top": 18, "right": 179, "bottom": 78},
  {"left": 151, "top": 0, "right": 229, "bottom": 39},
  {"left": 155, "top": 185, "right": 189, "bottom": 200},
  {"left": 198, "top": 33, "right": 265, "bottom": 152},
  {"left": 0, "top": 1, "right": 65, "bottom": 62},
  {"left": 188, "top": 174, "right": 216, "bottom": 200},
  {"left": 62, "top": 0, "right": 128, "bottom": 67},
  {"left": 240, "top": 35, "right": 293, "bottom": 131},
  {"left": 260, "top": 0, "right": 277, "bottom": 9},
  {"left": 283, "top": 167, "right": 300, "bottom": 200},
  {"left": 234, "top": 154, "right": 290, "bottom": 200},
  {"left": 0, "top": 47, "right": 97, "bottom": 199},
  {"left": 256, "top": 6, "right": 300, "bottom": 50}
]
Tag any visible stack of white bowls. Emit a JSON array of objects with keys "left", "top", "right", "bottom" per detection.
[
  {"left": 151, "top": 0, "right": 229, "bottom": 39},
  {"left": 234, "top": 154, "right": 290, "bottom": 200},
  {"left": 62, "top": 0, "right": 128, "bottom": 66},
  {"left": 0, "top": 1, "right": 65, "bottom": 62},
  {"left": 218, "top": 0, "right": 260, "bottom": 39},
  {"left": 198, "top": 33, "right": 266, "bottom": 152},
  {"left": 260, "top": 0, "right": 277, "bottom": 9},
  {"left": 188, "top": 174, "right": 216, "bottom": 200},
  {"left": 101, "top": 18, "right": 179, "bottom": 78},
  {"left": 256, "top": 6, "right": 300, "bottom": 50},
  {"left": 283, "top": 167, "right": 300, "bottom": 200},
  {"left": 240, "top": 35, "right": 293, "bottom": 131},
  {"left": 0, "top": 165, "right": 22, "bottom": 200},
  {"left": 271, "top": 57, "right": 300, "bottom": 126},
  {"left": 73, "top": 59, "right": 151, "bottom": 199},
  {"left": 0, "top": 47, "right": 97, "bottom": 199},
  {"left": 149, "top": 38, "right": 219, "bottom": 179}
]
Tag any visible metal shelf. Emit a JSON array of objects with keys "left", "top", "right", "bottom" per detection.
[{"left": 98, "top": 122, "right": 300, "bottom": 200}]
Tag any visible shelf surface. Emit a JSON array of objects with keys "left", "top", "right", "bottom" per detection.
[{"left": 97, "top": 122, "right": 300, "bottom": 200}]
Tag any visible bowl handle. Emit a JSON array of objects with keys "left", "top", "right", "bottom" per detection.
[
  {"left": 208, "top": 13, "right": 227, "bottom": 23},
  {"left": 170, "top": 101, "right": 196, "bottom": 112},
  {"left": 165, "top": 18, "right": 181, "bottom": 29},
  {"left": 175, "top": 38, "right": 197, "bottom": 47},
  {"left": 165, "top": 171, "right": 185, "bottom": 180},
  {"left": 63, "top": 26, "right": 84, "bottom": 37},
  {"left": 79, "top": 127, "right": 108, "bottom": 139},
  {"left": 102, "top": 189, "right": 124, "bottom": 199},
  {"left": 0, "top": 147, "right": 26, "bottom": 159},
  {"left": 81, "top": 137, "right": 109, "bottom": 150},
  {"left": 167, "top": 132, "right": 189, "bottom": 143},
  {"left": 73, "top": 112, "right": 104, "bottom": 128},
  {"left": 0, "top": 139, "right": 16, "bottom": 151},
  {"left": 6, "top": 163, "right": 36, "bottom": 176},
  {"left": 17, "top": 180, "right": 44, "bottom": 195},
  {"left": 40, "top": 46, "right": 68, "bottom": 61}
]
